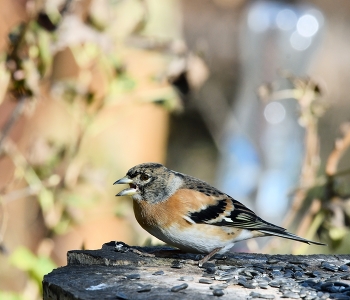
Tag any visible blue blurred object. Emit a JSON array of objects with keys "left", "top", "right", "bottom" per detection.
[
  {"left": 221, "top": 134, "right": 260, "bottom": 200},
  {"left": 218, "top": 0, "right": 324, "bottom": 226}
]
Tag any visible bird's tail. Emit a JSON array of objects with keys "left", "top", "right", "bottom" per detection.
[{"left": 260, "top": 229, "right": 326, "bottom": 246}]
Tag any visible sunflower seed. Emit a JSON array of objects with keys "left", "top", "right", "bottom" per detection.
[{"left": 171, "top": 283, "right": 188, "bottom": 292}]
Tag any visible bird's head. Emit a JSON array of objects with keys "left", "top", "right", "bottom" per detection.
[{"left": 114, "top": 163, "right": 183, "bottom": 203}]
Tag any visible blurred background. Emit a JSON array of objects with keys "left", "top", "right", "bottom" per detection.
[{"left": 0, "top": 0, "right": 350, "bottom": 299}]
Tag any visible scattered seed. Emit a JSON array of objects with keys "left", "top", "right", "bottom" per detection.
[
  {"left": 258, "top": 281, "right": 269, "bottom": 289},
  {"left": 226, "top": 278, "right": 239, "bottom": 285},
  {"left": 171, "top": 283, "right": 188, "bottom": 292},
  {"left": 202, "top": 273, "right": 215, "bottom": 279},
  {"left": 321, "top": 261, "right": 338, "bottom": 272},
  {"left": 294, "top": 271, "right": 305, "bottom": 279},
  {"left": 266, "top": 259, "right": 280, "bottom": 264},
  {"left": 312, "top": 270, "right": 330, "bottom": 279},
  {"left": 288, "top": 260, "right": 305, "bottom": 265},
  {"left": 195, "top": 254, "right": 204, "bottom": 262},
  {"left": 178, "top": 276, "right": 194, "bottom": 281},
  {"left": 215, "top": 275, "right": 234, "bottom": 281},
  {"left": 171, "top": 260, "right": 183, "bottom": 269},
  {"left": 152, "top": 270, "right": 164, "bottom": 276},
  {"left": 321, "top": 281, "right": 350, "bottom": 293},
  {"left": 115, "top": 242, "right": 129, "bottom": 253},
  {"left": 269, "top": 280, "right": 281, "bottom": 288},
  {"left": 316, "top": 291, "right": 324, "bottom": 298},
  {"left": 284, "top": 270, "right": 294, "bottom": 278},
  {"left": 271, "top": 270, "right": 283, "bottom": 278},
  {"left": 199, "top": 278, "right": 213, "bottom": 284},
  {"left": 126, "top": 274, "right": 140, "bottom": 280},
  {"left": 254, "top": 267, "right": 265, "bottom": 274},
  {"left": 238, "top": 280, "right": 257, "bottom": 289},
  {"left": 202, "top": 262, "right": 216, "bottom": 269},
  {"left": 339, "top": 265, "right": 350, "bottom": 272},
  {"left": 210, "top": 284, "right": 228, "bottom": 290},
  {"left": 299, "top": 290, "right": 307, "bottom": 298},
  {"left": 269, "top": 265, "right": 283, "bottom": 271},
  {"left": 137, "top": 285, "right": 152, "bottom": 293},
  {"left": 206, "top": 266, "right": 217, "bottom": 274},
  {"left": 111, "top": 253, "right": 350, "bottom": 299},
  {"left": 116, "top": 291, "right": 129, "bottom": 300},
  {"left": 304, "top": 295, "right": 317, "bottom": 300},
  {"left": 282, "top": 291, "right": 300, "bottom": 299},
  {"left": 215, "top": 254, "right": 227, "bottom": 261},
  {"left": 213, "top": 289, "right": 225, "bottom": 297},
  {"left": 250, "top": 292, "right": 275, "bottom": 299}
]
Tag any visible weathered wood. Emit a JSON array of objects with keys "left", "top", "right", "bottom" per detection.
[{"left": 43, "top": 241, "right": 350, "bottom": 299}]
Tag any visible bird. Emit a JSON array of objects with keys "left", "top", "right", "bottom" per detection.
[{"left": 114, "top": 162, "right": 325, "bottom": 266}]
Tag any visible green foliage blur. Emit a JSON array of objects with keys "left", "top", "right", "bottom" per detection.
[{"left": 0, "top": 0, "right": 188, "bottom": 299}]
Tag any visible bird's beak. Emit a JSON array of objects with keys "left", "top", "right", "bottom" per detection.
[
  {"left": 114, "top": 176, "right": 133, "bottom": 185},
  {"left": 114, "top": 176, "right": 138, "bottom": 196}
]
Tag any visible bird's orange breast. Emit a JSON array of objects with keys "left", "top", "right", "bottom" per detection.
[
  {"left": 133, "top": 188, "right": 221, "bottom": 230},
  {"left": 132, "top": 189, "right": 249, "bottom": 252}
]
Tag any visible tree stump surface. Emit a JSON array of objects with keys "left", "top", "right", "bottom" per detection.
[{"left": 43, "top": 241, "right": 350, "bottom": 299}]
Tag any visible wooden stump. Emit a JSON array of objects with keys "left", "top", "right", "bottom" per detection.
[{"left": 43, "top": 241, "right": 350, "bottom": 299}]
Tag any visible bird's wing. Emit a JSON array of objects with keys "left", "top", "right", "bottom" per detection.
[
  {"left": 182, "top": 187, "right": 325, "bottom": 246},
  {"left": 186, "top": 192, "right": 286, "bottom": 232},
  {"left": 224, "top": 198, "right": 286, "bottom": 232}
]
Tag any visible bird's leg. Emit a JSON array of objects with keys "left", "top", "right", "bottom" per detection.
[{"left": 198, "top": 247, "right": 222, "bottom": 267}]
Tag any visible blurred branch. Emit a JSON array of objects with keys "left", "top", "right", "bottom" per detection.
[
  {"left": 325, "top": 123, "right": 350, "bottom": 201},
  {"left": 0, "top": 201, "right": 9, "bottom": 254},
  {"left": 0, "top": 20, "right": 33, "bottom": 151},
  {"left": 333, "top": 167, "right": 350, "bottom": 178},
  {"left": 37, "top": 0, "right": 73, "bottom": 31},
  {"left": 130, "top": 0, "right": 149, "bottom": 34},
  {"left": 0, "top": 96, "right": 26, "bottom": 152},
  {"left": 2, "top": 139, "right": 60, "bottom": 229},
  {"left": 0, "top": 0, "right": 75, "bottom": 151},
  {"left": 326, "top": 123, "right": 350, "bottom": 176},
  {"left": 260, "top": 74, "right": 325, "bottom": 230},
  {"left": 293, "top": 198, "right": 324, "bottom": 254},
  {"left": 260, "top": 72, "right": 350, "bottom": 251},
  {"left": 1, "top": 0, "right": 74, "bottom": 145},
  {"left": 0, "top": 1, "right": 186, "bottom": 297},
  {"left": 0, "top": 176, "right": 60, "bottom": 204}
]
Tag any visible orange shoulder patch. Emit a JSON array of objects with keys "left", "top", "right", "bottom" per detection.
[{"left": 133, "top": 188, "right": 219, "bottom": 230}]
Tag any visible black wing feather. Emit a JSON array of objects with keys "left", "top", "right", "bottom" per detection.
[
  {"left": 189, "top": 200, "right": 227, "bottom": 223},
  {"left": 182, "top": 178, "right": 325, "bottom": 246},
  {"left": 183, "top": 176, "right": 288, "bottom": 232},
  {"left": 223, "top": 199, "right": 287, "bottom": 232},
  {"left": 187, "top": 193, "right": 286, "bottom": 232}
]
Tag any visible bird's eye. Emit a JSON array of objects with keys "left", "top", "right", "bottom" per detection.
[{"left": 140, "top": 173, "right": 150, "bottom": 181}]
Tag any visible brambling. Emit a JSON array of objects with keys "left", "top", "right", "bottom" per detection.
[{"left": 114, "top": 163, "right": 325, "bottom": 266}]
